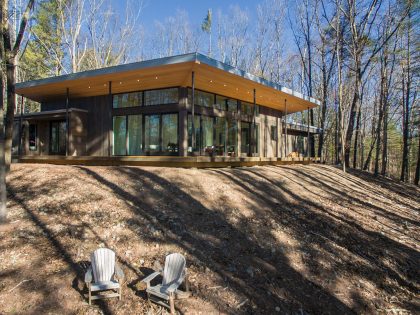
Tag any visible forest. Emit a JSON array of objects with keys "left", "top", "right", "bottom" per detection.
[{"left": 1, "top": 0, "right": 419, "bottom": 184}]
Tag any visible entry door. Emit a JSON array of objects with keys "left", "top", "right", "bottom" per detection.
[{"left": 50, "top": 121, "right": 66, "bottom": 155}]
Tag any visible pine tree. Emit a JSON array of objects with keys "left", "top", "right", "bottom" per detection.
[{"left": 201, "top": 9, "right": 212, "bottom": 57}]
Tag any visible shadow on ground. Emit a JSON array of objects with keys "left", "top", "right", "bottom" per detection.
[{"left": 2, "top": 164, "right": 419, "bottom": 314}]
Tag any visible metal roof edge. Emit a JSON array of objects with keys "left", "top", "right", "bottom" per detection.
[
  {"left": 15, "top": 53, "right": 198, "bottom": 90},
  {"left": 16, "top": 52, "right": 320, "bottom": 106},
  {"left": 195, "top": 53, "right": 321, "bottom": 106}
]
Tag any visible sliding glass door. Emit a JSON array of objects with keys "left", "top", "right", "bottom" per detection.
[
  {"left": 144, "top": 115, "right": 160, "bottom": 154},
  {"left": 114, "top": 113, "right": 178, "bottom": 156}
]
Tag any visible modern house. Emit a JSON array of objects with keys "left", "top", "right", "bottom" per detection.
[{"left": 13, "top": 53, "right": 321, "bottom": 167}]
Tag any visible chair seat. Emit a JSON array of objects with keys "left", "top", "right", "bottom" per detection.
[
  {"left": 90, "top": 280, "right": 120, "bottom": 292},
  {"left": 147, "top": 284, "right": 171, "bottom": 300}
]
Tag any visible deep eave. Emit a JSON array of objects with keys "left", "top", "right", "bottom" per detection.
[{"left": 15, "top": 53, "right": 320, "bottom": 114}]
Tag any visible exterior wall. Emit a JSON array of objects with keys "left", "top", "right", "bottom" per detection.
[
  {"left": 86, "top": 95, "right": 110, "bottom": 156},
  {"left": 70, "top": 111, "right": 88, "bottom": 156},
  {"left": 29, "top": 86, "right": 314, "bottom": 158},
  {"left": 279, "top": 129, "right": 309, "bottom": 157}
]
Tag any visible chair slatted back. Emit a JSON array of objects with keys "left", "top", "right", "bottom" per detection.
[
  {"left": 91, "top": 248, "right": 115, "bottom": 283},
  {"left": 162, "top": 253, "right": 186, "bottom": 288}
]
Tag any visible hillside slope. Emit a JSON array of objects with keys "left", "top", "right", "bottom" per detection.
[{"left": 1, "top": 164, "right": 419, "bottom": 314}]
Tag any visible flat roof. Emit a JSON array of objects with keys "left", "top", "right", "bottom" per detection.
[{"left": 16, "top": 53, "right": 320, "bottom": 114}]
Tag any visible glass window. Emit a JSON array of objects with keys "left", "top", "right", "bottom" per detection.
[
  {"left": 227, "top": 119, "right": 237, "bottom": 156},
  {"left": 241, "top": 121, "right": 250, "bottom": 154},
  {"left": 202, "top": 116, "right": 214, "bottom": 155},
  {"left": 50, "top": 121, "right": 66, "bottom": 155},
  {"left": 216, "top": 95, "right": 237, "bottom": 112},
  {"left": 188, "top": 114, "right": 200, "bottom": 153},
  {"left": 240, "top": 122, "right": 259, "bottom": 155},
  {"left": 145, "top": 115, "right": 160, "bottom": 153},
  {"left": 127, "top": 115, "right": 142, "bottom": 155},
  {"left": 113, "top": 92, "right": 142, "bottom": 108},
  {"left": 252, "top": 124, "right": 260, "bottom": 154},
  {"left": 162, "top": 114, "right": 178, "bottom": 154},
  {"left": 214, "top": 117, "right": 226, "bottom": 156},
  {"left": 113, "top": 116, "right": 127, "bottom": 155},
  {"left": 29, "top": 124, "right": 37, "bottom": 151},
  {"left": 189, "top": 89, "right": 214, "bottom": 108},
  {"left": 241, "top": 102, "right": 251, "bottom": 115},
  {"left": 271, "top": 125, "right": 278, "bottom": 141},
  {"left": 144, "top": 88, "right": 178, "bottom": 106}
]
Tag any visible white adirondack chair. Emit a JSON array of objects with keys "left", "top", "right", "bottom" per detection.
[
  {"left": 142, "top": 253, "right": 190, "bottom": 314},
  {"left": 84, "top": 248, "right": 124, "bottom": 305}
]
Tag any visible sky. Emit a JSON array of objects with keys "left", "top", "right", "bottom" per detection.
[{"left": 115, "top": 0, "right": 261, "bottom": 28}]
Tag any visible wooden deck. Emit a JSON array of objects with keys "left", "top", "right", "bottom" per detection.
[{"left": 16, "top": 155, "right": 320, "bottom": 168}]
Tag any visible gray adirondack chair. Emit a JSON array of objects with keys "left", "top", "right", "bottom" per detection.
[
  {"left": 84, "top": 248, "right": 124, "bottom": 305},
  {"left": 142, "top": 253, "right": 190, "bottom": 314}
]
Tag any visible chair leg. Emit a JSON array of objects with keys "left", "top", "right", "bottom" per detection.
[
  {"left": 169, "top": 293, "right": 175, "bottom": 315},
  {"left": 119, "top": 286, "right": 122, "bottom": 301},
  {"left": 88, "top": 286, "right": 91, "bottom": 305}
]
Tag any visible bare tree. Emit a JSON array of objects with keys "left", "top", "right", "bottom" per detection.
[
  {"left": 58, "top": 0, "right": 88, "bottom": 73},
  {"left": 84, "top": 0, "right": 143, "bottom": 69},
  {"left": 290, "top": 0, "right": 316, "bottom": 156},
  {"left": 1, "top": 0, "right": 34, "bottom": 222},
  {"left": 400, "top": 4, "right": 414, "bottom": 182}
]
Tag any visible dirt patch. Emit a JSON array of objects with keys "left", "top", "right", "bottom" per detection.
[{"left": 0, "top": 164, "right": 419, "bottom": 314}]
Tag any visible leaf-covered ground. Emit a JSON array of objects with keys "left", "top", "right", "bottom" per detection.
[{"left": 0, "top": 164, "right": 419, "bottom": 314}]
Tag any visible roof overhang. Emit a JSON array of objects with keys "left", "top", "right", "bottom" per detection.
[
  {"left": 16, "top": 53, "right": 320, "bottom": 114},
  {"left": 14, "top": 108, "right": 88, "bottom": 121}
]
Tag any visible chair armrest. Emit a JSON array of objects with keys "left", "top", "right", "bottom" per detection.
[
  {"left": 141, "top": 271, "right": 160, "bottom": 288},
  {"left": 84, "top": 266, "right": 93, "bottom": 284},
  {"left": 166, "top": 282, "right": 180, "bottom": 293},
  {"left": 115, "top": 263, "right": 125, "bottom": 281}
]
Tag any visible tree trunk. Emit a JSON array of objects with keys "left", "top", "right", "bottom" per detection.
[
  {"left": 400, "top": 12, "right": 411, "bottom": 182},
  {"left": 381, "top": 97, "right": 388, "bottom": 176},
  {"left": 345, "top": 65, "right": 361, "bottom": 168},
  {"left": 374, "top": 68, "right": 385, "bottom": 176},
  {"left": 415, "top": 130, "right": 420, "bottom": 185},
  {"left": 0, "top": 72, "right": 6, "bottom": 223},
  {"left": 353, "top": 103, "right": 361, "bottom": 169},
  {"left": 318, "top": 99, "right": 326, "bottom": 159},
  {"left": 4, "top": 57, "right": 16, "bottom": 172}
]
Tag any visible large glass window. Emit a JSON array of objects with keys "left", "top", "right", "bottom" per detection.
[
  {"left": 29, "top": 124, "right": 37, "bottom": 151},
  {"left": 113, "top": 92, "right": 142, "bottom": 108},
  {"left": 187, "top": 115, "right": 200, "bottom": 153},
  {"left": 113, "top": 116, "right": 127, "bottom": 155},
  {"left": 214, "top": 117, "right": 226, "bottom": 156},
  {"left": 240, "top": 122, "right": 259, "bottom": 155},
  {"left": 162, "top": 114, "right": 178, "bottom": 154},
  {"left": 127, "top": 115, "right": 142, "bottom": 155},
  {"left": 144, "top": 115, "right": 160, "bottom": 153},
  {"left": 241, "top": 102, "right": 254, "bottom": 115},
  {"left": 189, "top": 89, "right": 214, "bottom": 108},
  {"left": 144, "top": 88, "right": 178, "bottom": 106},
  {"left": 241, "top": 121, "right": 250, "bottom": 154},
  {"left": 227, "top": 119, "right": 237, "bottom": 156},
  {"left": 202, "top": 116, "right": 214, "bottom": 155},
  {"left": 253, "top": 124, "right": 259, "bottom": 154},
  {"left": 216, "top": 95, "right": 237, "bottom": 112}
]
